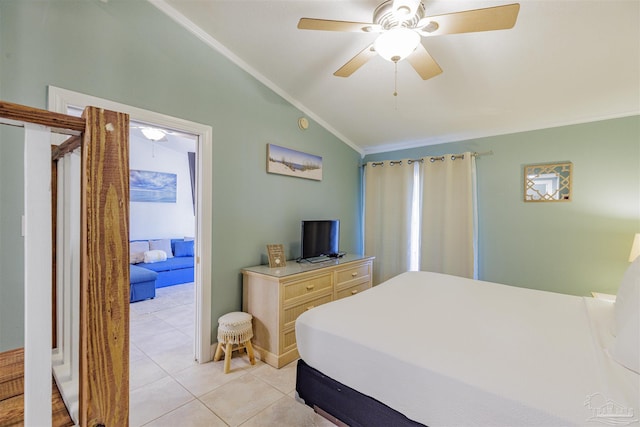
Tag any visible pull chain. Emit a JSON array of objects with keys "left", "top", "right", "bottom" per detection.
[{"left": 393, "top": 60, "right": 398, "bottom": 97}]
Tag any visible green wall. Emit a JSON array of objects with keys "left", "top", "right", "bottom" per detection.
[
  {"left": 0, "top": 0, "right": 363, "bottom": 351},
  {"left": 364, "top": 116, "right": 640, "bottom": 296}
]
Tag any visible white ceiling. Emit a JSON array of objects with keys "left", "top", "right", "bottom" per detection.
[{"left": 152, "top": 0, "right": 640, "bottom": 155}]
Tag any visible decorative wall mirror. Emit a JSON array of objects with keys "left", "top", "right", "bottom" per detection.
[{"left": 524, "top": 162, "right": 572, "bottom": 202}]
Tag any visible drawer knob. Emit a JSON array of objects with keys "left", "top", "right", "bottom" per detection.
[
  {"left": 351, "top": 289, "right": 359, "bottom": 295},
  {"left": 351, "top": 272, "right": 358, "bottom": 277},
  {"left": 306, "top": 284, "right": 315, "bottom": 290},
  {"left": 306, "top": 305, "right": 315, "bottom": 311}
]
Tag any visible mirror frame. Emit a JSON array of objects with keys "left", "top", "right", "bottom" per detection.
[{"left": 524, "top": 162, "right": 572, "bottom": 202}]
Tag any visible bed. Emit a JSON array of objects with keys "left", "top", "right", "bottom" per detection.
[{"left": 295, "top": 261, "right": 639, "bottom": 426}]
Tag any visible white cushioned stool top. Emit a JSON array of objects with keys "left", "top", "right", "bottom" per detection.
[
  {"left": 218, "top": 311, "right": 252, "bottom": 326},
  {"left": 217, "top": 312, "right": 253, "bottom": 344}
]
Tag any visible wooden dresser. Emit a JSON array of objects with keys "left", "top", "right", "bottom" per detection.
[{"left": 242, "top": 255, "right": 374, "bottom": 368}]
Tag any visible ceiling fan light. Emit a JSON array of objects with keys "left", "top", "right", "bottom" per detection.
[
  {"left": 141, "top": 127, "right": 166, "bottom": 141},
  {"left": 374, "top": 28, "right": 421, "bottom": 62}
]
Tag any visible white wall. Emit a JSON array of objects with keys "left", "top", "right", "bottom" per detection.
[{"left": 130, "top": 135, "right": 195, "bottom": 240}]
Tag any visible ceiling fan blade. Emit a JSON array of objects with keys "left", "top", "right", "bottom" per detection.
[
  {"left": 420, "top": 3, "right": 520, "bottom": 36},
  {"left": 406, "top": 44, "right": 443, "bottom": 80},
  {"left": 298, "top": 18, "right": 380, "bottom": 33},
  {"left": 334, "top": 44, "right": 377, "bottom": 77}
]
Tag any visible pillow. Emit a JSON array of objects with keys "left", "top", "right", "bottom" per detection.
[
  {"left": 174, "top": 240, "right": 194, "bottom": 257},
  {"left": 149, "top": 239, "right": 173, "bottom": 258},
  {"left": 144, "top": 249, "right": 167, "bottom": 264},
  {"left": 130, "top": 252, "right": 144, "bottom": 264},
  {"left": 614, "top": 256, "right": 640, "bottom": 336},
  {"left": 609, "top": 306, "right": 639, "bottom": 374},
  {"left": 130, "top": 241, "right": 149, "bottom": 264}
]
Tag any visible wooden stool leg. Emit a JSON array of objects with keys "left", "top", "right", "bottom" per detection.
[
  {"left": 224, "top": 342, "right": 233, "bottom": 374},
  {"left": 214, "top": 342, "right": 224, "bottom": 362},
  {"left": 245, "top": 340, "right": 256, "bottom": 365}
]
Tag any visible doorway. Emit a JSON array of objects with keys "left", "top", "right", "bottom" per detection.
[{"left": 48, "top": 86, "right": 213, "bottom": 364}]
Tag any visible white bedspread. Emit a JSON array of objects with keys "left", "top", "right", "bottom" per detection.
[{"left": 295, "top": 271, "right": 639, "bottom": 426}]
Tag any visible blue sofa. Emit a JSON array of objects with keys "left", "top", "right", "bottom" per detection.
[
  {"left": 129, "top": 238, "right": 195, "bottom": 302},
  {"left": 130, "top": 264, "right": 158, "bottom": 302},
  {"left": 136, "top": 255, "right": 194, "bottom": 288}
]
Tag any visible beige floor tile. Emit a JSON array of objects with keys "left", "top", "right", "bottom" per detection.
[
  {"left": 152, "top": 304, "right": 195, "bottom": 330},
  {"left": 130, "top": 343, "right": 147, "bottom": 363},
  {"left": 130, "top": 314, "right": 173, "bottom": 343},
  {"left": 147, "top": 344, "right": 198, "bottom": 374},
  {"left": 131, "top": 293, "right": 181, "bottom": 314},
  {"left": 171, "top": 292, "right": 195, "bottom": 306},
  {"left": 173, "top": 360, "right": 247, "bottom": 397},
  {"left": 143, "top": 399, "right": 226, "bottom": 427},
  {"left": 134, "top": 327, "right": 192, "bottom": 356},
  {"left": 251, "top": 360, "right": 297, "bottom": 394},
  {"left": 228, "top": 351, "right": 263, "bottom": 372},
  {"left": 130, "top": 353, "right": 169, "bottom": 391},
  {"left": 129, "top": 376, "right": 194, "bottom": 427},
  {"left": 179, "top": 324, "right": 195, "bottom": 338},
  {"left": 199, "top": 374, "right": 284, "bottom": 426},
  {"left": 240, "top": 396, "right": 337, "bottom": 427}
]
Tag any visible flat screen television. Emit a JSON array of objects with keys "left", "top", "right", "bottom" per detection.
[{"left": 301, "top": 220, "right": 340, "bottom": 260}]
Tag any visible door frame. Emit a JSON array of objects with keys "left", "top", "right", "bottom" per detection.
[{"left": 48, "top": 86, "right": 213, "bottom": 363}]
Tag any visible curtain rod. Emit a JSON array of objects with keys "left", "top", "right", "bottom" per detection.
[
  {"left": 362, "top": 150, "right": 493, "bottom": 167},
  {"left": 473, "top": 150, "right": 494, "bottom": 158}
]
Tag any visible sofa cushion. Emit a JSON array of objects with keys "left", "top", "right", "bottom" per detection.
[
  {"left": 130, "top": 264, "right": 158, "bottom": 283},
  {"left": 137, "top": 256, "right": 194, "bottom": 272}
]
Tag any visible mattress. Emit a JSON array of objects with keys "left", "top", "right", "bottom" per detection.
[{"left": 295, "top": 271, "right": 639, "bottom": 426}]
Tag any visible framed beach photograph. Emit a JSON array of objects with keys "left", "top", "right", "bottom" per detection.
[
  {"left": 130, "top": 170, "right": 177, "bottom": 203},
  {"left": 267, "top": 144, "right": 322, "bottom": 181}
]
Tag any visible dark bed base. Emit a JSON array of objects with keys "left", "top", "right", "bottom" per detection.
[{"left": 296, "top": 359, "right": 426, "bottom": 427}]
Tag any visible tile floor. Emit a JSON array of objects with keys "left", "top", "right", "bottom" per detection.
[{"left": 129, "top": 283, "right": 335, "bottom": 426}]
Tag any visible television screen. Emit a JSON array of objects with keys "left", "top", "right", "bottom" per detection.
[{"left": 301, "top": 220, "right": 340, "bottom": 260}]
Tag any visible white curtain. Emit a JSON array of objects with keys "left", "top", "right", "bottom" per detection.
[
  {"left": 364, "top": 153, "right": 477, "bottom": 285},
  {"left": 419, "top": 153, "right": 476, "bottom": 278},
  {"left": 364, "top": 160, "right": 416, "bottom": 285}
]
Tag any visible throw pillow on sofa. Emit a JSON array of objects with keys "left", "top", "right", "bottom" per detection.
[
  {"left": 144, "top": 249, "right": 167, "bottom": 264},
  {"left": 149, "top": 239, "right": 174, "bottom": 258},
  {"left": 130, "top": 241, "right": 149, "bottom": 264},
  {"left": 174, "top": 240, "right": 194, "bottom": 257}
]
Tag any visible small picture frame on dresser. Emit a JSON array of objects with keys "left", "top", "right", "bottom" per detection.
[{"left": 266, "top": 244, "right": 286, "bottom": 268}]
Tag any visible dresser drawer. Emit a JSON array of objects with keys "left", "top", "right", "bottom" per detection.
[
  {"left": 283, "top": 273, "right": 333, "bottom": 302},
  {"left": 283, "top": 293, "right": 332, "bottom": 328},
  {"left": 336, "top": 262, "right": 371, "bottom": 287},
  {"left": 282, "top": 327, "right": 297, "bottom": 354},
  {"left": 336, "top": 280, "right": 371, "bottom": 300}
]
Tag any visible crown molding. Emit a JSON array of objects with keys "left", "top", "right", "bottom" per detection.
[{"left": 147, "top": 0, "right": 364, "bottom": 157}]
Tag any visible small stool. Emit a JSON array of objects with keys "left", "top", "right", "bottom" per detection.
[{"left": 214, "top": 311, "right": 256, "bottom": 373}]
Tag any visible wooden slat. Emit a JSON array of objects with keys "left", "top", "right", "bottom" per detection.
[
  {"left": 51, "top": 135, "right": 82, "bottom": 161},
  {"left": 79, "top": 107, "right": 130, "bottom": 427},
  {"left": 0, "top": 101, "right": 84, "bottom": 136}
]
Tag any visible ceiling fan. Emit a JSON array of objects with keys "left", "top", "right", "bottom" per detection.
[{"left": 297, "top": 0, "right": 520, "bottom": 80}]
